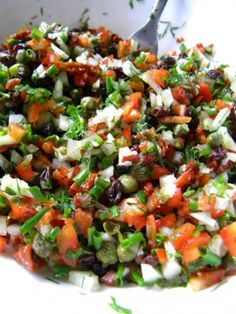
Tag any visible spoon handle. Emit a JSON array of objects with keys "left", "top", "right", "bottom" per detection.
[{"left": 150, "top": 0, "right": 168, "bottom": 27}]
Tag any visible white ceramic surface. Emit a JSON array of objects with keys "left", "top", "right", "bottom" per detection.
[{"left": 0, "top": 1, "right": 236, "bottom": 313}]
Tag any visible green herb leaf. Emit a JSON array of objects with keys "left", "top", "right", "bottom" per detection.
[{"left": 109, "top": 296, "right": 132, "bottom": 314}]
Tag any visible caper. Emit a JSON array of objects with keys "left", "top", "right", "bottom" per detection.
[
  {"left": 206, "top": 132, "right": 221, "bottom": 147},
  {"left": 119, "top": 174, "right": 139, "bottom": 194},
  {"left": 117, "top": 244, "right": 137, "bottom": 263},
  {"left": 80, "top": 96, "right": 96, "bottom": 110},
  {"left": 96, "top": 242, "right": 118, "bottom": 267},
  {"left": 32, "top": 232, "right": 53, "bottom": 258}
]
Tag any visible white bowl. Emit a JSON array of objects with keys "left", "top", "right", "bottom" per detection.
[{"left": 0, "top": 1, "right": 236, "bottom": 313}]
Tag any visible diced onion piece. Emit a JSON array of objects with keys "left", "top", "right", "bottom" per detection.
[
  {"left": 141, "top": 263, "right": 162, "bottom": 284},
  {"left": 99, "top": 166, "right": 114, "bottom": 179},
  {"left": 118, "top": 147, "right": 137, "bottom": 166},
  {"left": 218, "top": 126, "right": 236, "bottom": 151},
  {"left": 89, "top": 105, "right": 123, "bottom": 130},
  {"left": 215, "top": 197, "right": 230, "bottom": 210},
  {"left": 8, "top": 114, "right": 26, "bottom": 125},
  {"left": 10, "top": 150, "right": 23, "bottom": 165},
  {"left": 150, "top": 92, "right": 162, "bottom": 109},
  {"left": 226, "top": 152, "right": 236, "bottom": 162},
  {"left": 162, "top": 259, "right": 182, "bottom": 281},
  {"left": 0, "top": 174, "right": 32, "bottom": 197},
  {"left": 209, "top": 234, "right": 227, "bottom": 257},
  {"left": 68, "top": 271, "right": 100, "bottom": 292},
  {"left": 161, "top": 88, "right": 174, "bottom": 108},
  {"left": 141, "top": 71, "right": 162, "bottom": 94},
  {"left": 190, "top": 211, "right": 219, "bottom": 231},
  {"left": 51, "top": 43, "right": 69, "bottom": 60},
  {"left": 159, "top": 174, "right": 177, "bottom": 199},
  {"left": 0, "top": 134, "right": 18, "bottom": 147},
  {"left": 7, "top": 224, "right": 21, "bottom": 236},
  {"left": 53, "top": 115, "right": 73, "bottom": 132},
  {"left": 0, "top": 216, "right": 7, "bottom": 236},
  {"left": 210, "top": 108, "right": 230, "bottom": 131},
  {"left": 122, "top": 60, "right": 140, "bottom": 77},
  {"left": 230, "top": 79, "right": 236, "bottom": 93}
]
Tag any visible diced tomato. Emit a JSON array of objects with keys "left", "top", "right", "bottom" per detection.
[
  {"left": 198, "top": 83, "right": 213, "bottom": 102},
  {"left": 156, "top": 213, "right": 177, "bottom": 230},
  {"left": 189, "top": 269, "right": 225, "bottom": 291},
  {"left": 198, "top": 173, "right": 211, "bottom": 186},
  {"left": 124, "top": 212, "right": 147, "bottom": 231},
  {"left": 32, "top": 153, "right": 51, "bottom": 170},
  {"left": 156, "top": 248, "right": 167, "bottom": 264},
  {"left": 36, "top": 209, "right": 59, "bottom": 229},
  {"left": 172, "top": 104, "right": 187, "bottom": 116},
  {"left": 117, "top": 125, "right": 132, "bottom": 146},
  {"left": 198, "top": 194, "right": 216, "bottom": 211},
  {"left": 143, "top": 182, "right": 154, "bottom": 195},
  {"left": 122, "top": 105, "right": 141, "bottom": 123},
  {"left": 146, "top": 214, "right": 157, "bottom": 248},
  {"left": 69, "top": 182, "right": 80, "bottom": 196},
  {"left": 176, "top": 168, "right": 195, "bottom": 189},
  {"left": 9, "top": 202, "right": 37, "bottom": 222},
  {"left": 0, "top": 236, "right": 7, "bottom": 253},
  {"left": 117, "top": 40, "right": 132, "bottom": 58},
  {"left": 130, "top": 78, "right": 145, "bottom": 92},
  {"left": 13, "top": 244, "right": 43, "bottom": 271},
  {"left": 172, "top": 222, "right": 196, "bottom": 250},
  {"left": 151, "top": 165, "right": 170, "bottom": 180},
  {"left": 182, "top": 232, "right": 211, "bottom": 251},
  {"left": 210, "top": 208, "right": 225, "bottom": 219},
  {"left": 57, "top": 219, "right": 80, "bottom": 267},
  {"left": 41, "top": 51, "right": 56, "bottom": 67},
  {"left": 165, "top": 188, "right": 183, "bottom": 209},
  {"left": 80, "top": 173, "right": 97, "bottom": 193},
  {"left": 216, "top": 99, "right": 233, "bottom": 111},
  {"left": 42, "top": 140, "right": 54, "bottom": 154},
  {"left": 178, "top": 202, "right": 190, "bottom": 218},
  {"left": 27, "top": 102, "right": 40, "bottom": 123},
  {"left": 171, "top": 86, "right": 190, "bottom": 105},
  {"left": 149, "top": 68, "right": 170, "bottom": 88},
  {"left": 147, "top": 194, "right": 161, "bottom": 212},
  {"left": 16, "top": 160, "right": 37, "bottom": 182},
  {"left": 53, "top": 166, "right": 71, "bottom": 186},
  {"left": 98, "top": 26, "right": 110, "bottom": 44},
  {"left": 27, "top": 38, "right": 51, "bottom": 51},
  {"left": 220, "top": 222, "right": 236, "bottom": 256},
  {"left": 73, "top": 208, "right": 93, "bottom": 238},
  {"left": 8, "top": 123, "right": 26, "bottom": 142},
  {"left": 183, "top": 247, "right": 201, "bottom": 265}
]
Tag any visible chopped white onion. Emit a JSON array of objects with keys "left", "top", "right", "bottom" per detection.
[
  {"left": 53, "top": 114, "right": 73, "bottom": 132},
  {"left": 209, "top": 234, "right": 227, "bottom": 257},
  {"left": 51, "top": 43, "right": 69, "bottom": 60},
  {"left": 159, "top": 174, "right": 177, "bottom": 199},
  {"left": 0, "top": 174, "right": 32, "bottom": 197},
  {"left": 122, "top": 60, "right": 140, "bottom": 77},
  {"left": 89, "top": 105, "right": 123, "bottom": 130},
  {"left": 68, "top": 271, "right": 100, "bottom": 292},
  {"left": 7, "top": 224, "right": 21, "bottom": 236},
  {"left": 10, "top": 150, "right": 23, "bottom": 165},
  {"left": 141, "top": 263, "right": 162, "bottom": 284},
  {"left": 0, "top": 216, "right": 7, "bottom": 236},
  {"left": 118, "top": 147, "right": 137, "bottom": 166},
  {"left": 190, "top": 211, "right": 219, "bottom": 231},
  {"left": 8, "top": 114, "right": 26, "bottom": 125},
  {"left": 99, "top": 166, "right": 114, "bottom": 179},
  {"left": 141, "top": 70, "right": 162, "bottom": 94},
  {"left": 162, "top": 88, "right": 174, "bottom": 108},
  {"left": 162, "top": 259, "right": 182, "bottom": 281},
  {"left": 0, "top": 134, "right": 18, "bottom": 147},
  {"left": 52, "top": 158, "right": 71, "bottom": 169},
  {"left": 218, "top": 126, "right": 236, "bottom": 151}
]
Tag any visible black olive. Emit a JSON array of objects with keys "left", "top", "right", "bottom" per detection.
[
  {"left": 0, "top": 167, "right": 5, "bottom": 178},
  {"left": 107, "top": 66, "right": 126, "bottom": 79},
  {"left": 41, "top": 122, "right": 55, "bottom": 137},
  {"left": 39, "top": 167, "right": 53, "bottom": 190},
  {"left": 162, "top": 56, "right": 176, "bottom": 67},
  {"left": 107, "top": 179, "right": 123, "bottom": 205},
  {"left": 115, "top": 165, "right": 131, "bottom": 175},
  {"left": 207, "top": 69, "right": 224, "bottom": 80},
  {"left": 92, "top": 260, "right": 107, "bottom": 277},
  {"left": 78, "top": 253, "right": 96, "bottom": 267}
]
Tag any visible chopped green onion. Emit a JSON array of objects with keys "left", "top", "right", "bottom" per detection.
[
  {"left": 116, "top": 264, "right": 126, "bottom": 286},
  {"left": 131, "top": 271, "right": 145, "bottom": 286},
  {"left": 183, "top": 187, "right": 195, "bottom": 197},
  {"left": 137, "top": 190, "right": 148, "bottom": 204},
  {"left": 88, "top": 227, "right": 103, "bottom": 250},
  {"left": 73, "top": 168, "right": 90, "bottom": 185},
  {"left": 200, "top": 247, "right": 222, "bottom": 267},
  {"left": 102, "top": 156, "right": 113, "bottom": 168},
  {"left": 20, "top": 207, "right": 50, "bottom": 234},
  {"left": 46, "top": 65, "right": 59, "bottom": 77},
  {"left": 156, "top": 232, "right": 167, "bottom": 247},
  {"left": 0, "top": 195, "right": 8, "bottom": 207},
  {"left": 46, "top": 227, "right": 61, "bottom": 242},
  {"left": 31, "top": 28, "right": 44, "bottom": 40},
  {"left": 96, "top": 176, "right": 111, "bottom": 189},
  {"left": 189, "top": 201, "right": 198, "bottom": 212},
  {"left": 29, "top": 186, "right": 46, "bottom": 202},
  {"left": 109, "top": 296, "right": 132, "bottom": 314},
  {"left": 93, "top": 134, "right": 104, "bottom": 146},
  {"left": 63, "top": 207, "right": 72, "bottom": 218},
  {"left": 120, "top": 232, "right": 146, "bottom": 249},
  {"left": 53, "top": 264, "right": 70, "bottom": 279},
  {"left": 89, "top": 185, "right": 104, "bottom": 200}
]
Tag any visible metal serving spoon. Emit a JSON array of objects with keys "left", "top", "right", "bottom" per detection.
[{"left": 129, "top": 0, "right": 168, "bottom": 54}]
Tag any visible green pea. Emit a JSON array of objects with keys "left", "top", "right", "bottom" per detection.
[
  {"left": 206, "top": 132, "right": 221, "bottom": 147},
  {"left": 80, "top": 96, "right": 96, "bottom": 110},
  {"left": 96, "top": 242, "right": 118, "bottom": 267},
  {"left": 119, "top": 174, "right": 139, "bottom": 194}
]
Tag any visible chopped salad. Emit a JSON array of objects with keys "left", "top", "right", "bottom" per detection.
[{"left": 0, "top": 22, "right": 236, "bottom": 291}]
